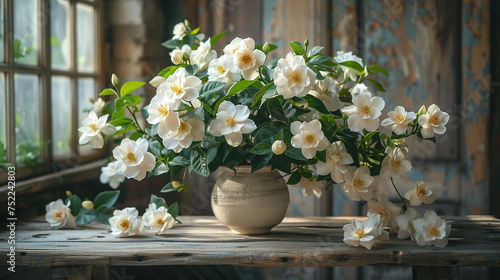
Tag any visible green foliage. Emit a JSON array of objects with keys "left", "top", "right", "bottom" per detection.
[
  {"left": 67, "top": 190, "right": 121, "bottom": 226},
  {"left": 16, "top": 141, "right": 46, "bottom": 170}
]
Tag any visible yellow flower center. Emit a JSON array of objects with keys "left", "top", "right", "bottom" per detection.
[
  {"left": 417, "top": 187, "right": 427, "bottom": 196},
  {"left": 353, "top": 179, "right": 364, "bottom": 189},
  {"left": 305, "top": 134, "right": 315, "bottom": 144},
  {"left": 226, "top": 116, "right": 237, "bottom": 128},
  {"left": 430, "top": 227, "right": 439, "bottom": 236},
  {"left": 156, "top": 218, "right": 165, "bottom": 226},
  {"left": 216, "top": 65, "right": 226, "bottom": 74},
  {"left": 394, "top": 113, "right": 405, "bottom": 123},
  {"left": 391, "top": 160, "right": 401, "bottom": 169},
  {"left": 232, "top": 45, "right": 241, "bottom": 54},
  {"left": 158, "top": 105, "right": 169, "bottom": 117},
  {"left": 378, "top": 211, "right": 386, "bottom": 219},
  {"left": 178, "top": 122, "right": 187, "bottom": 132},
  {"left": 240, "top": 54, "right": 252, "bottom": 64},
  {"left": 429, "top": 115, "right": 440, "bottom": 125},
  {"left": 55, "top": 211, "right": 63, "bottom": 219},
  {"left": 170, "top": 84, "right": 183, "bottom": 95},
  {"left": 89, "top": 123, "right": 98, "bottom": 131},
  {"left": 291, "top": 72, "right": 302, "bottom": 84},
  {"left": 126, "top": 152, "right": 136, "bottom": 162},
  {"left": 360, "top": 105, "right": 371, "bottom": 116},
  {"left": 355, "top": 228, "right": 365, "bottom": 238},
  {"left": 409, "top": 222, "right": 415, "bottom": 231},
  {"left": 118, "top": 219, "right": 130, "bottom": 231}
]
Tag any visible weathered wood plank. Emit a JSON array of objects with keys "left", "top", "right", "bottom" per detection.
[{"left": 2, "top": 216, "right": 499, "bottom": 268}]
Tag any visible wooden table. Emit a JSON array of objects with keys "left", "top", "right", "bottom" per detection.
[{"left": 2, "top": 215, "right": 500, "bottom": 279}]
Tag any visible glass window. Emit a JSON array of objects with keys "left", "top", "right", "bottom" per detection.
[
  {"left": 14, "top": 0, "right": 39, "bottom": 65},
  {"left": 76, "top": 3, "right": 95, "bottom": 72},
  {"left": 0, "top": 73, "right": 5, "bottom": 144},
  {"left": 51, "top": 76, "right": 72, "bottom": 157},
  {"left": 51, "top": 0, "right": 71, "bottom": 70}
]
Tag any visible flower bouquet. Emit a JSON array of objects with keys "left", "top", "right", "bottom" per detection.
[{"left": 47, "top": 20, "right": 451, "bottom": 246}]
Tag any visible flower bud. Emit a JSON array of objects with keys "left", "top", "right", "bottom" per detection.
[
  {"left": 417, "top": 105, "right": 426, "bottom": 115},
  {"left": 170, "top": 48, "right": 183, "bottom": 65},
  {"left": 66, "top": 190, "right": 72, "bottom": 197},
  {"left": 82, "top": 201, "right": 94, "bottom": 210},
  {"left": 184, "top": 19, "right": 190, "bottom": 29},
  {"left": 149, "top": 76, "right": 166, "bottom": 88},
  {"left": 172, "top": 181, "right": 182, "bottom": 188},
  {"left": 111, "top": 74, "right": 119, "bottom": 87},
  {"left": 93, "top": 97, "right": 106, "bottom": 114},
  {"left": 304, "top": 39, "right": 309, "bottom": 47},
  {"left": 272, "top": 140, "right": 286, "bottom": 155},
  {"left": 262, "top": 42, "right": 270, "bottom": 54}
]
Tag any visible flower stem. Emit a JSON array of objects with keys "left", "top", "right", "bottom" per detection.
[{"left": 391, "top": 177, "right": 407, "bottom": 213}]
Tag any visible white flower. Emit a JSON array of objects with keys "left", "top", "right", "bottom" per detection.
[
  {"left": 272, "top": 140, "right": 286, "bottom": 155},
  {"left": 147, "top": 91, "right": 181, "bottom": 138},
  {"left": 45, "top": 199, "right": 76, "bottom": 229},
  {"left": 93, "top": 98, "right": 106, "bottom": 114},
  {"left": 170, "top": 44, "right": 191, "bottom": 65},
  {"left": 157, "top": 67, "right": 202, "bottom": 105},
  {"left": 381, "top": 106, "right": 416, "bottom": 135},
  {"left": 100, "top": 161, "right": 126, "bottom": 189},
  {"left": 367, "top": 193, "right": 401, "bottom": 229},
  {"left": 274, "top": 52, "right": 316, "bottom": 99},
  {"left": 367, "top": 213, "right": 390, "bottom": 241},
  {"left": 78, "top": 111, "right": 116, "bottom": 149},
  {"left": 172, "top": 22, "right": 187, "bottom": 40},
  {"left": 225, "top": 37, "right": 266, "bottom": 80},
  {"left": 149, "top": 76, "right": 167, "bottom": 88},
  {"left": 341, "top": 92, "right": 385, "bottom": 132},
  {"left": 343, "top": 217, "right": 377, "bottom": 250},
  {"left": 112, "top": 138, "right": 156, "bottom": 181},
  {"left": 395, "top": 208, "right": 422, "bottom": 241},
  {"left": 146, "top": 206, "right": 175, "bottom": 235},
  {"left": 404, "top": 180, "right": 436, "bottom": 206},
  {"left": 350, "top": 83, "right": 371, "bottom": 103},
  {"left": 315, "top": 141, "right": 353, "bottom": 183},
  {"left": 162, "top": 119, "right": 205, "bottom": 153},
  {"left": 109, "top": 207, "right": 143, "bottom": 237},
  {"left": 413, "top": 210, "right": 451, "bottom": 247},
  {"left": 207, "top": 55, "right": 241, "bottom": 85},
  {"left": 291, "top": 176, "right": 323, "bottom": 198},
  {"left": 290, "top": 119, "right": 330, "bottom": 159},
  {"left": 418, "top": 104, "right": 449, "bottom": 138},
  {"left": 142, "top": 203, "right": 157, "bottom": 227},
  {"left": 343, "top": 166, "right": 375, "bottom": 201},
  {"left": 208, "top": 101, "right": 257, "bottom": 147},
  {"left": 191, "top": 38, "right": 217, "bottom": 70},
  {"left": 380, "top": 146, "right": 412, "bottom": 181},
  {"left": 308, "top": 77, "right": 342, "bottom": 112},
  {"left": 334, "top": 51, "right": 364, "bottom": 81}
]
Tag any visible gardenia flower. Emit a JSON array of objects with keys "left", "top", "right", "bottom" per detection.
[
  {"left": 191, "top": 38, "right": 217, "bottom": 70},
  {"left": 45, "top": 199, "right": 76, "bottom": 229},
  {"left": 208, "top": 101, "right": 257, "bottom": 147},
  {"left": 149, "top": 76, "right": 167, "bottom": 88},
  {"left": 158, "top": 67, "right": 202, "bottom": 105},
  {"left": 93, "top": 97, "right": 106, "bottom": 114},
  {"left": 350, "top": 83, "right": 371, "bottom": 103},
  {"left": 112, "top": 138, "right": 156, "bottom": 181},
  {"left": 343, "top": 215, "right": 378, "bottom": 250},
  {"left": 292, "top": 176, "right": 323, "bottom": 198},
  {"left": 413, "top": 210, "right": 451, "bottom": 247},
  {"left": 315, "top": 141, "right": 353, "bottom": 183},
  {"left": 147, "top": 91, "right": 181, "bottom": 138},
  {"left": 100, "top": 161, "right": 126, "bottom": 189},
  {"left": 78, "top": 111, "right": 116, "bottom": 149},
  {"left": 172, "top": 22, "right": 187, "bottom": 40},
  {"left": 308, "top": 77, "right": 342, "bottom": 112},
  {"left": 418, "top": 104, "right": 449, "bottom": 138},
  {"left": 395, "top": 208, "right": 422, "bottom": 241},
  {"left": 381, "top": 106, "right": 416, "bottom": 135},
  {"left": 368, "top": 212, "right": 390, "bottom": 241},
  {"left": 404, "top": 180, "right": 436, "bottom": 206},
  {"left": 162, "top": 119, "right": 205, "bottom": 153},
  {"left": 380, "top": 146, "right": 412, "bottom": 181},
  {"left": 142, "top": 202, "right": 157, "bottom": 227},
  {"left": 334, "top": 51, "right": 364, "bottom": 81},
  {"left": 109, "top": 207, "right": 143, "bottom": 237},
  {"left": 343, "top": 166, "right": 375, "bottom": 201},
  {"left": 290, "top": 119, "right": 329, "bottom": 159},
  {"left": 170, "top": 44, "right": 191, "bottom": 65},
  {"left": 207, "top": 55, "right": 241, "bottom": 85},
  {"left": 224, "top": 37, "right": 266, "bottom": 80},
  {"left": 146, "top": 206, "right": 175, "bottom": 235},
  {"left": 367, "top": 193, "right": 401, "bottom": 229},
  {"left": 274, "top": 52, "right": 316, "bottom": 99},
  {"left": 341, "top": 92, "right": 385, "bottom": 132}
]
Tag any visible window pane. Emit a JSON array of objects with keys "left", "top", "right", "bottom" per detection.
[
  {"left": 76, "top": 4, "right": 95, "bottom": 72},
  {"left": 15, "top": 74, "right": 41, "bottom": 163},
  {"left": 51, "top": 0, "right": 71, "bottom": 70},
  {"left": 0, "top": 74, "right": 5, "bottom": 145},
  {"left": 78, "top": 78, "right": 96, "bottom": 155},
  {"left": 0, "top": 0, "right": 5, "bottom": 62},
  {"left": 51, "top": 76, "right": 72, "bottom": 156},
  {"left": 14, "top": 0, "right": 39, "bottom": 65}
]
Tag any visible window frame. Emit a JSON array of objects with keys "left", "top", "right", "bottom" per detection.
[{"left": 0, "top": 0, "right": 105, "bottom": 184}]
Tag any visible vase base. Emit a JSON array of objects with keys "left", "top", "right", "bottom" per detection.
[{"left": 229, "top": 227, "right": 273, "bottom": 235}]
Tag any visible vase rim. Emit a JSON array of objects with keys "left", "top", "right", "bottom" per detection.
[{"left": 220, "top": 165, "right": 274, "bottom": 174}]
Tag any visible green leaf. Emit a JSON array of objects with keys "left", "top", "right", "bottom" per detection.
[
  {"left": 169, "top": 156, "right": 191, "bottom": 166},
  {"left": 307, "top": 46, "right": 324, "bottom": 57},
  {"left": 285, "top": 147, "right": 307, "bottom": 161},
  {"left": 201, "top": 135, "right": 220, "bottom": 149},
  {"left": 111, "top": 109, "right": 124, "bottom": 120},
  {"left": 96, "top": 205, "right": 114, "bottom": 225},
  {"left": 122, "top": 94, "right": 142, "bottom": 106},
  {"left": 65, "top": 195, "right": 82, "bottom": 217},
  {"left": 366, "top": 79, "right": 387, "bottom": 92},
  {"left": 249, "top": 138, "right": 273, "bottom": 155},
  {"left": 252, "top": 82, "right": 274, "bottom": 107},
  {"left": 129, "top": 131, "right": 144, "bottom": 141},
  {"left": 308, "top": 55, "right": 331, "bottom": 66},
  {"left": 267, "top": 96, "right": 295, "bottom": 123},
  {"left": 210, "top": 30, "right": 228, "bottom": 47},
  {"left": 99, "top": 88, "right": 117, "bottom": 96},
  {"left": 186, "top": 64, "right": 199, "bottom": 75},
  {"left": 149, "top": 140, "right": 163, "bottom": 157},
  {"left": 150, "top": 162, "right": 168, "bottom": 176},
  {"left": 150, "top": 194, "right": 168, "bottom": 208},
  {"left": 254, "top": 123, "right": 283, "bottom": 144},
  {"left": 94, "top": 190, "right": 120, "bottom": 209},
  {"left": 190, "top": 148, "right": 210, "bottom": 177},
  {"left": 368, "top": 65, "right": 389, "bottom": 76},
  {"left": 202, "top": 102, "right": 214, "bottom": 116},
  {"left": 214, "top": 79, "right": 257, "bottom": 112},
  {"left": 76, "top": 208, "right": 97, "bottom": 225},
  {"left": 338, "top": 61, "right": 364, "bottom": 72},
  {"left": 289, "top": 41, "right": 305, "bottom": 55},
  {"left": 287, "top": 172, "right": 302, "bottom": 185},
  {"left": 256, "top": 43, "right": 278, "bottom": 52},
  {"left": 251, "top": 153, "right": 273, "bottom": 173},
  {"left": 167, "top": 202, "right": 179, "bottom": 218},
  {"left": 180, "top": 106, "right": 204, "bottom": 121},
  {"left": 303, "top": 95, "right": 330, "bottom": 114},
  {"left": 158, "top": 65, "right": 182, "bottom": 77},
  {"left": 108, "top": 118, "right": 133, "bottom": 127},
  {"left": 199, "top": 81, "right": 226, "bottom": 98},
  {"left": 161, "top": 39, "right": 183, "bottom": 49},
  {"left": 259, "top": 65, "right": 272, "bottom": 83},
  {"left": 362, "top": 131, "right": 379, "bottom": 143},
  {"left": 108, "top": 124, "right": 136, "bottom": 137},
  {"left": 271, "top": 154, "right": 292, "bottom": 174},
  {"left": 120, "top": 81, "right": 145, "bottom": 97},
  {"left": 161, "top": 182, "right": 177, "bottom": 193}
]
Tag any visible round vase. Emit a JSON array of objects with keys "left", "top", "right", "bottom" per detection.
[{"left": 211, "top": 165, "right": 290, "bottom": 234}]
